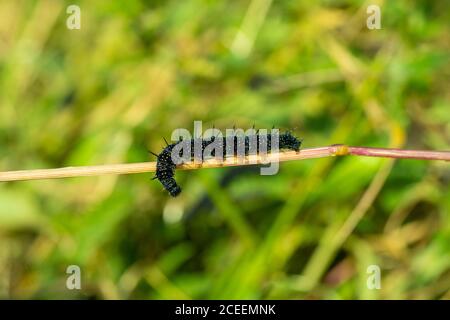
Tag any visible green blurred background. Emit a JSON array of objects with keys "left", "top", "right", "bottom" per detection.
[{"left": 0, "top": 0, "right": 449, "bottom": 299}]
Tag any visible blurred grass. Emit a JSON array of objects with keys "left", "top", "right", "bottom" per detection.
[{"left": 0, "top": 0, "right": 449, "bottom": 299}]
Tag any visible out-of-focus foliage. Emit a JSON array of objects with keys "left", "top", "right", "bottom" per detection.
[{"left": 0, "top": 0, "right": 449, "bottom": 299}]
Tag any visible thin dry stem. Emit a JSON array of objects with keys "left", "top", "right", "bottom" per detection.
[{"left": 0, "top": 145, "right": 448, "bottom": 182}]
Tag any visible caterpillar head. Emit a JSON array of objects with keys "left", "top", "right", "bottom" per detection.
[
  {"left": 280, "top": 131, "right": 302, "bottom": 152},
  {"left": 169, "top": 185, "right": 182, "bottom": 197}
]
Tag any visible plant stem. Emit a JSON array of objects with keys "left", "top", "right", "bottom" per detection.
[{"left": 0, "top": 145, "right": 448, "bottom": 182}]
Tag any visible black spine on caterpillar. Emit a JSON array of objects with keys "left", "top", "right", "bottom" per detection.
[{"left": 154, "top": 131, "right": 301, "bottom": 197}]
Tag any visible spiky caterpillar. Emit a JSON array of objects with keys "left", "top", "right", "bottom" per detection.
[{"left": 153, "top": 131, "right": 301, "bottom": 197}]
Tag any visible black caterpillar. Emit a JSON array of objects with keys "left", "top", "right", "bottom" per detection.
[{"left": 152, "top": 130, "right": 301, "bottom": 197}]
